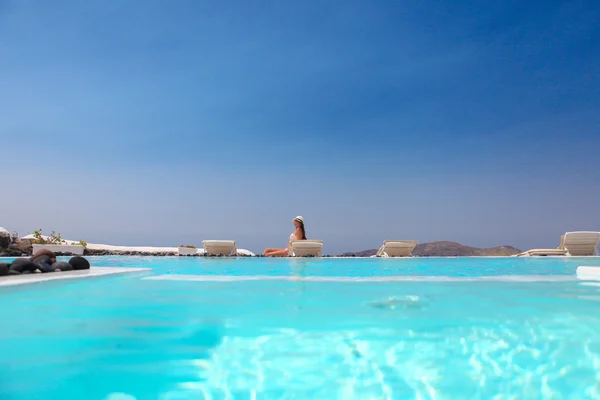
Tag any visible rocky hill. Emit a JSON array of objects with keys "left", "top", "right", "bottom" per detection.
[{"left": 339, "top": 241, "right": 522, "bottom": 257}]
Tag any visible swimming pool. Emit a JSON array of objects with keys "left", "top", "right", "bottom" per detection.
[{"left": 1, "top": 256, "right": 600, "bottom": 399}]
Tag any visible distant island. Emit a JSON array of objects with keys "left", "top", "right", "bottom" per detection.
[{"left": 338, "top": 241, "right": 522, "bottom": 257}]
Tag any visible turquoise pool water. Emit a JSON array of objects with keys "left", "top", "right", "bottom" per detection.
[{"left": 1, "top": 256, "right": 600, "bottom": 399}]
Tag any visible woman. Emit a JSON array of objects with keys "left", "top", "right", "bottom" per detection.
[{"left": 263, "top": 216, "right": 307, "bottom": 257}]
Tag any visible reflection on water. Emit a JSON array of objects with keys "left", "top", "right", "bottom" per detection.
[{"left": 367, "top": 295, "right": 427, "bottom": 310}]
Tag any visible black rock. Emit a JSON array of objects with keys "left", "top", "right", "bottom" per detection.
[
  {"left": 37, "top": 264, "right": 55, "bottom": 273},
  {"left": 32, "top": 255, "right": 56, "bottom": 273},
  {"left": 52, "top": 262, "right": 73, "bottom": 271},
  {"left": 9, "top": 258, "right": 38, "bottom": 273},
  {"left": 31, "top": 249, "right": 56, "bottom": 261},
  {"left": 14, "top": 239, "right": 33, "bottom": 255},
  {"left": 69, "top": 256, "right": 90, "bottom": 270},
  {"left": 0, "top": 263, "right": 9, "bottom": 276},
  {"left": 0, "top": 233, "right": 10, "bottom": 249},
  {"left": 0, "top": 248, "right": 23, "bottom": 257},
  {"left": 32, "top": 255, "right": 52, "bottom": 265}
]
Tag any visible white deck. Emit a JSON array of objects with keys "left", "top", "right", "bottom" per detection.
[{"left": 0, "top": 267, "right": 151, "bottom": 287}]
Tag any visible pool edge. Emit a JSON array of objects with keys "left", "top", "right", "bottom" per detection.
[{"left": 0, "top": 267, "right": 152, "bottom": 288}]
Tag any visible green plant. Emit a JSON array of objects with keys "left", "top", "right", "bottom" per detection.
[
  {"left": 48, "top": 231, "right": 66, "bottom": 245},
  {"left": 179, "top": 245, "right": 196, "bottom": 248},
  {"left": 32, "top": 229, "right": 49, "bottom": 244},
  {"left": 32, "top": 229, "right": 86, "bottom": 246},
  {"left": 32, "top": 229, "right": 43, "bottom": 244}
]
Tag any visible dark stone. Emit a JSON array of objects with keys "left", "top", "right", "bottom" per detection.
[
  {"left": 37, "top": 263, "right": 56, "bottom": 273},
  {"left": 13, "top": 239, "right": 33, "bottom": 255},
  {"left": 0, "top": 248, "right": 23, "bottom": 257},
  {"left": 69, "top": 256, "right": 90, "bottom": 270},
  {"left": 9, "top": 258, "right": 38, "bottom": 273},
  {"left": 0, "top": 231, "right": 10, "bottom": 249},
  {"left": 52, "top": 262, "right": 73, "bottom": 271},
  {"left": 32, "top": 255, "right": 51, "bottom": 265},
  {"left": 0, "top": 263, "right": 9, "bottom": 276},
  {"left": 32, "top": 255, "right": 56, "bottom": 273},
  {"left": 32, "top": 255, "right": 50, "bottom": 268},
  {"left": 31, "top": 249, "right": 56, "bottom": 262},
  {"left": 9, "top": 249, "right": 263, "bottom": 257}
]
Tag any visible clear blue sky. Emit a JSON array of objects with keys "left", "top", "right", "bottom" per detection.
[{"left": 2, "top": 0, "right": 599, "bottom": 254}]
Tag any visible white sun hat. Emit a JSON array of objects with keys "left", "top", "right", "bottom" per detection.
[{"left": 294, "top": 216, "right": 305, "bottom": 224}]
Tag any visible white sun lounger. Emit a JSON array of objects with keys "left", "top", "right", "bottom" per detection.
[
  {"left": 289, "top": 240, "right": 324, "bottom": 257},
  {"left": 515, "top": 248, "right": 569, "bottom": 257},
  {"left": 375, "top": 240, "right": 418, "bottom": 257},
  {"left": 202, "top": 240, "right": 237, "bottom": 256},
  {"left": 516, "top": 231, "right": 600, "bottom": 257},
  {"left": 560, "top": 231, "right": 600, "bottom": 256}
]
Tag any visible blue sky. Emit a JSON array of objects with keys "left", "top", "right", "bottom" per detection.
[{"left": 1, "top": 0, "right": 599, "bottom": 253}]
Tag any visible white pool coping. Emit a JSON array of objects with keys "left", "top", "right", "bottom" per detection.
[
  {"left": 0, "top": 267, "right": 151, "bottom": 287},
  {"left": 576, "top": 266, "right": 600, "bottom": 281}
]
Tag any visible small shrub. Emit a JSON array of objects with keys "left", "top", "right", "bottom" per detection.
[{"left": 32, "top": 229, "right": 86, "bottom": 246}]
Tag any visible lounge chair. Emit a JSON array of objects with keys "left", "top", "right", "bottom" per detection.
[
  {"left": 289, "top": 240, "right": 324, "bottom": 257},
  {"left": 516, "top": 231, "right": 600, "bottom": 257},
  {"left": 375, "top": 240, "right": 418, "bottom": 257},
  {"left": 515, "top": 248, "right": 569, "bottom": 257},
  {"left": 561, "top": 231, "right": 600, "bottom": 256},
  {"left": 202, "top": 240, "right": 237, "bottom": 256}
]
